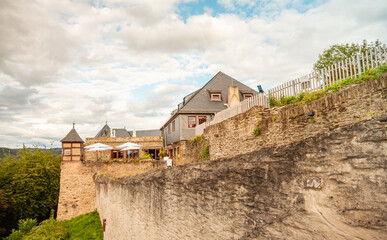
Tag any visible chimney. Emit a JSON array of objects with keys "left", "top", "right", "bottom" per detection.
[
  {"left": 228, "top": 86, "right": 240, "bottom": 108},
  {"left": 133, "top": 128, "right": 136, "bottom": 137}
]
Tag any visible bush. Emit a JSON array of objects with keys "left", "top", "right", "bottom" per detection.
[
  {"left": 4, "top": 219, "right": 37, "bottom": 240},
  {"left": 140, "top": 152, "right": 152, "bottom": 160},
  {"left": 189, "top": 135, "right": 203, "bottom": 145},
  {"left": 302, "top": 90, "right": 325, "bottom": 103},
  {"left": 24, "top": 218, "right": 67, "bottom": 240},
  {"left": 158, "top": 151, "right": 167, "bottom": 158},
  {"left": 269, "top": 95, "right": 280, "bottom": 107},
  {"left": 253, "top": 122, "right": 261, "bottom": 136},
  {"left": 201, "top": 146, "right": 209, "bottom": 161}
]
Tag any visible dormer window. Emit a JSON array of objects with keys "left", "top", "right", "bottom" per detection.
[
  {"left": 211, "top": 93, "right": 221, "bottom": 101},
  {"left": 244, "top": 93, "right": 253, "bottom": 100}
]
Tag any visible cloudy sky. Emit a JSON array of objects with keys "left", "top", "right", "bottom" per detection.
[{"left": 0, "top": 0, "right": 386, "bottom": 148}]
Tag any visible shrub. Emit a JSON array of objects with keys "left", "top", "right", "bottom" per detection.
[
  {"left": 158, "top": 151, "right": 167, "bottom": 158},
  {"left": 24, "top": 218, "right": 67, "bottom": 240},
  {"left": 269, "top": 95, "right": 280, "bottom": 107},
  {"left": 302, "top": 90, "right": 325, "bottom": 103},
  {"left": 4, "top": 219, "right": 37, "bottom": 240},
  {"left": 253, "top": 122, "right": 261, "bottom": 136},
  {"left": 280, "top": 95, "right": 297, "bottom": 105},
  {"left": 189, "top": 135, "right": 203, "bottom": 145},
  {"left": 201, "top": 146, "right": 209, "bottom": 161},
  {"left": 140, "top": 152, "right": 152, "bottom": 160}
]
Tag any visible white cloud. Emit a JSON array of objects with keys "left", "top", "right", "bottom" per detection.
[{"left": 0, "top": 0, "right": 386, "bottom": 148}]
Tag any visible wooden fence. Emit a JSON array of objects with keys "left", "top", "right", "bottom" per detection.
[
  {"left": 267, "top": 44, "right": 387, "bottom": 99},
  {"left": 195, "top": 44, "right": 386, "bottom": 135}
]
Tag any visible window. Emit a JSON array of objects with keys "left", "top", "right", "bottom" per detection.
[
  {"left": 198, "top": 116, "right": 207, "bottom": 125},
  {"left": 244, "top": 93, "right": 253, "bottom": 100},
  {"left": 126, "top": 150, "right": 139, "bottom": 159},
  {"left": 63, "top": 149, "right": 71, "bottom": 155},
  {"left": 188, "top": 116, "right": 196, "bottom": 128},
  {"left": 168, "top": 124, "right": 171, "bottom": 134},
  {"left": 172, "top": 120, "right": 175, "bottom": 132},
  {"left": 112, "top": 150, "right": 124, "bottom": 159},
  {"left": 211, "top": 93, "right": 221, "bottom": 101}
]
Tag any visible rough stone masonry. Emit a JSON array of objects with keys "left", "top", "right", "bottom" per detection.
[
  {"left": 91, "top": 76, "right": 386, "bottom": 239},
  {"left": 95, "top": 116, "right": 387, "bottom": 240}
]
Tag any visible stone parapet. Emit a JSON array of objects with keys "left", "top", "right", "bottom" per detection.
[{"left": 202, "top": 76, "right": 386, "bottom": 161}]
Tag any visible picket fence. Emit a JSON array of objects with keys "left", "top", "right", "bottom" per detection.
[{"left": 195, "top": 44, "right": 387, "bottom": 136}]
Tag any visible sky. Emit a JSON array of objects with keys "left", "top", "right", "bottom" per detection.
[{"left": 0, "top": 0, "right": 386, "bottom": 148}]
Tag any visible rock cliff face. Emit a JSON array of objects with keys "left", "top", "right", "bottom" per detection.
[{"left": 95, "top": 117, "right": 387, "bottom": 240}]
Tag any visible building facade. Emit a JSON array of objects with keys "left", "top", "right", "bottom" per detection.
[
  {"left": 160, "top": 71, "right": 258, "bottom": 158},
  {"left": 85, "top": 123, "right": 163, "bottom": 161}
]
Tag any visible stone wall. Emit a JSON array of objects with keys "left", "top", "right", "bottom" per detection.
[
  {"left": 202, "top": 76, "right": 386, "bottom": 161},
  {"left": 94, "top": 118, "right": 387, "bottom": 239},
  {"left": 57, "top": 160, "right": 163, "bottom": 220},
  {"left": 171, "top": 140, "right": 206, "bottom": 166}
]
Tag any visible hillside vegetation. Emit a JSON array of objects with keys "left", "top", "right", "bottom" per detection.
[
  {"left": 0, "top": 148, "right": 61, "bottom": 159},
  {"left": 0, "top": 148, "right": 61, "bottom": 237},
  {"left": 4, "top": 211, "right": 103, "bottom": 240}
]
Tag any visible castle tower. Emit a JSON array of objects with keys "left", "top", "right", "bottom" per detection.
[{"left": 60, "top": 123, "right": 84, "bottom": 161}]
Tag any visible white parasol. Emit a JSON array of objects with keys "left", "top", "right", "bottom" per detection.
[
  {"left": 115, "top": 142, "right": 141, "bottom": 150},
  {"left": 86, "top": 144, "right": 113, "bottom": 161},
  {"left": 85, "top": 143, "right": 113, "bottom": 149}
]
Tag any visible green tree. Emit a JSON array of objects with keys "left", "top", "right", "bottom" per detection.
[
  {"left": 313, "top": 40, "right": 383, "bottom": 70},
  {"left": 0, "top": 147, "right": 61, "bottom": 237}
]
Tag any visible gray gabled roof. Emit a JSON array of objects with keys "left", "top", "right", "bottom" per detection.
[
  {"left": 161, "top": 71, "right": 257, "bottom": 128},
  {"left": 113, "top": 129, "right": 131, "bottom": 137},
  {"left": 95, "top": 124, "right": 111, "bottom": 138},
  {"left": 61, "top": 128, "right": 84, "bottom": 143},
  {"left": 180, "top": 71, "right": 257, "bottom": 112},
  {"left": 129, "top": 129, "right": 161, "bottom": 137}
]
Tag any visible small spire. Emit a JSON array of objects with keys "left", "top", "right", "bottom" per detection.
[
  {"left": 106, "top": 120, "right": 108, "bottom": 125},
  {"left": 73, "top": 121, "right": 75, "bottom": 129}
]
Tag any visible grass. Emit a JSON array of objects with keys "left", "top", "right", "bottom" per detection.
[
  {"left": 269, "top": 64, "right": 387, "bottom": 107},
  {"left": 4, "top": 211, "right": 103, "bottom": 240},
  {"left": 24, "top": 218, "right": 67, "bottom": 240},
  {"left": 64, "top": 211, "right": 103, "bottom": 240}
]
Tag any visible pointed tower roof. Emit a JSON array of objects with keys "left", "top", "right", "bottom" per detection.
[{"left": 61, "top": 124, "right": 84, "bottom": 143}]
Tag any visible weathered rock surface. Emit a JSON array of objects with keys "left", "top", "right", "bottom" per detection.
[{"left": 95, "top": 118, "right": 387, "bottom": 240}]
